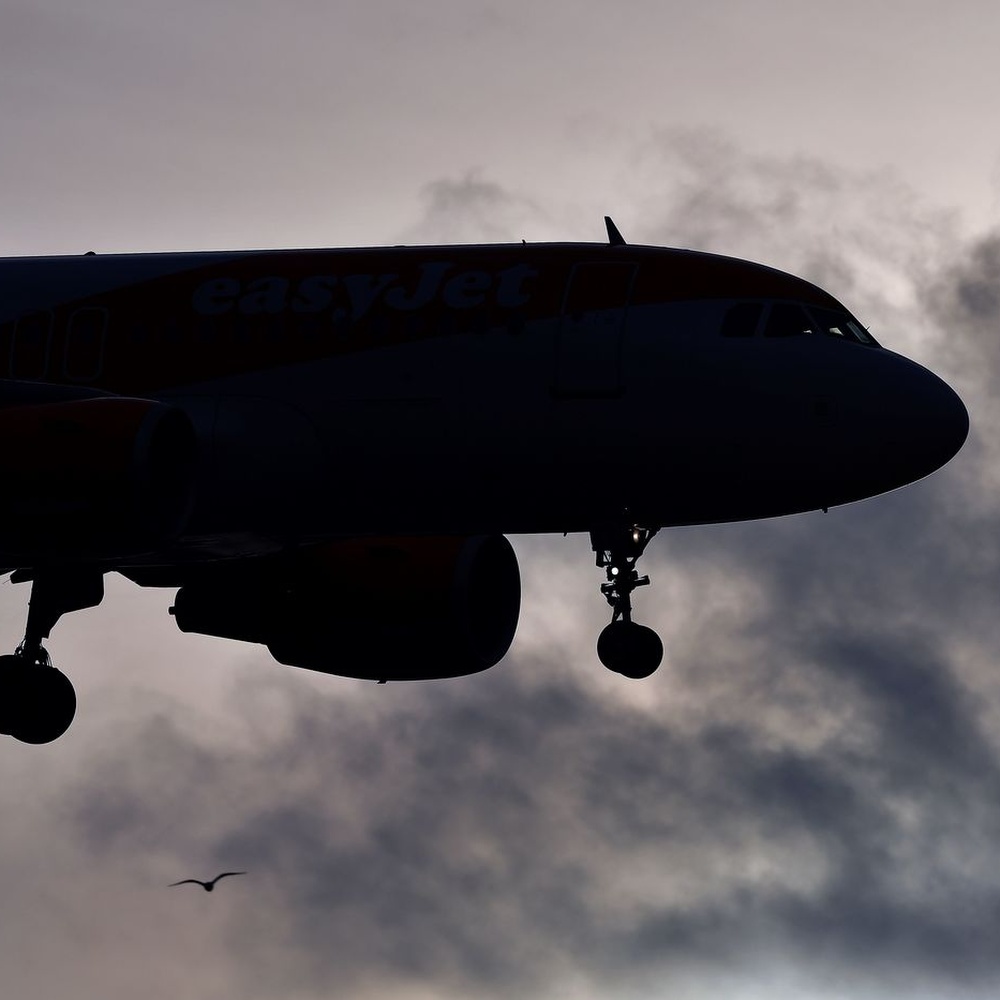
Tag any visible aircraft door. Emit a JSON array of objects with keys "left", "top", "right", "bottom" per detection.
[{"left": 554, "top": 261, "right": 636, "bottom": 397}]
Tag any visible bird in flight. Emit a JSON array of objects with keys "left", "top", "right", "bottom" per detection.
[{"left": 169, "top": 871, "right": 247, "bottom": 892}]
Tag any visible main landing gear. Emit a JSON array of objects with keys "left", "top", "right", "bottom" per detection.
[
  {"left": 591, "top": 519, "right": 663, "bottom": 679},
  {"left": 0, "top": 570, "right": 103, "bottom": 744}
]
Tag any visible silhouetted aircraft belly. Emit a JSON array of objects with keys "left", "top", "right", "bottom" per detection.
[{"left": 0, "top": 226, "right": 969, "bottom": 742}]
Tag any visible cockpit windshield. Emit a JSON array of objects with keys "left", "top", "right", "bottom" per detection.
[
  {"left": 718, "top": 301, "right": 880, "bottom": 347},
  {"left": 807, "top": 306, "right": 880, "bottom": 346}
]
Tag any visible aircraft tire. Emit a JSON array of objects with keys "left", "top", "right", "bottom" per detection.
[
  {"left": 0, "top": 655, "right": 76, "bottom": 744},
  {"left": 597, "top": 621, "right": 663, "bottom": 679}
]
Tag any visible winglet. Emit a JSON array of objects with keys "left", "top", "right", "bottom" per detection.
[{"left": 605, "top": 216, "right": 626, "bottom": 246}]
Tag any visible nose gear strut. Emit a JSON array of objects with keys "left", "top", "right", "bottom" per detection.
[{"left": 590, "top": 518, "right": 663, "bottom": 679}]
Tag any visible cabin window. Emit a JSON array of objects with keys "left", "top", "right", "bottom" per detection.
[
  {"left": 763, "top": 303, "right": 813, "bottom": 337},
  {"left": 720, "top": 302, "right": 763, "bottom": 337}
]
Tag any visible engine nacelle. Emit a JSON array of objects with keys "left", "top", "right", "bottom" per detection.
[
  {"left": 0, "top": 397, "right": 197, "bottom": 558},
  {"left": 170, "top": 534, "right": 521, "bottom": 681}
]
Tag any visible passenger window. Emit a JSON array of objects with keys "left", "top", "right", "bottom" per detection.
[
  {"left": 720, "top": 302, "right": 763, "bottom": 337},
  {"left": 763, "top": 303, "right": 813, "bottom": 337}
]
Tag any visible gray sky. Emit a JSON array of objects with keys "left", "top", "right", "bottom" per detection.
[{"left": 2, "top": 2, "right": 1000, "bottom": 998}]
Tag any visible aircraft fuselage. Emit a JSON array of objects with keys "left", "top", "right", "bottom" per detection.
[{"left": 0, "top": 241, "right": 969, "bottom": 558}]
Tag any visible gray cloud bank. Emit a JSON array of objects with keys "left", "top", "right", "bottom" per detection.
[{"left": 16, "top": 133, "right": 1000, "bottom": 1000}]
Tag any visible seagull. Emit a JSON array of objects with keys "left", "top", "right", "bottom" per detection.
[{"left": 169, "top": 871, "right": 247, "bottom": 892}]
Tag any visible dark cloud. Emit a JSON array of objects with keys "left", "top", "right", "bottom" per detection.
[
  {"left": 952, "top": 239, "right": 1000, "bottom": 321},
  {"left": 924, "top": 233, "right": 1000, "bottom": 388}
]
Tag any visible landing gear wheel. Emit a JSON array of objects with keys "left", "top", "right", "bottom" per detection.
[
  {"left": 0, "top": 568, "right": 102, "bottom": 745},
  {"left": 0, "top": 653, "right": 77, "bottom": 745},
  {"left": 597, "top": 621, "right": 663, "bottom": 679}
]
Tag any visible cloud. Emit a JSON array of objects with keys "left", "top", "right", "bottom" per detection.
[
  {"left": 400, "top": 171, "right": 553, "bottom": 244},
  {"left": 61, "top": 612, "right": 1000, "bottom": 999},
  {"left": 923, "top": 232, "right": 1000, "bottom": 425}
]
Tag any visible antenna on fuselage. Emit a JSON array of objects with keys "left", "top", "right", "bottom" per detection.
[{"left": 604, "top": 216, "right": 627, "bottom": 246}]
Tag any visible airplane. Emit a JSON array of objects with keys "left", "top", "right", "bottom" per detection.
[{"left": 0, "top": 217, "right": 969, "bottom": 744}]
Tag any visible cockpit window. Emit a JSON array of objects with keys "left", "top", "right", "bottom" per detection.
[
  {"left": 720, "top": 302, "right": 763, "bottom": 337},
  {"left": 763, "top": 303, "right": 814, "bottom": 337},
  {"left": 808, "top": 306, "right": 880, "bottom": 346},
  {"left": 717, "top": 300, "right": 880, "bottom": 347}
]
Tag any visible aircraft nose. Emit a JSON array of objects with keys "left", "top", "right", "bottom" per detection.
[
  {"left": 875, "top": 356, "right": 969, "bottom": 487},
  {"left": 905, "top": 361, "right": 968, "bottom": 476}
]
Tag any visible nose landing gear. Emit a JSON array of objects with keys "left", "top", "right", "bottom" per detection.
[
  {"left": 591, "top": 520, "right": 663, "bottom": 679},
  {"left": 0, "top": 570, "right": 102, "bottom": 744}
]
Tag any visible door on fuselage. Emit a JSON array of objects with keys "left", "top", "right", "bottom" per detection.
[{"left": 554, "top": 261, "right": 636, "bottom": 397}]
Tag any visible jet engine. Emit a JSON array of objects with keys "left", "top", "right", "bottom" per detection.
[
  {"left": 170, "top": 534, "right": 521, "bottom": 681},
  {"left": 0, "top": 397, "right": 197, "bottom": 558}
]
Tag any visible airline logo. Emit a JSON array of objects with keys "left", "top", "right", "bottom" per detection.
[{"left": 192, "top": 262, "right": 539, "bottom": 323}]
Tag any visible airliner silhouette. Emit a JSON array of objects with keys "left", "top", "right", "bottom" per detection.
[{"left": 0, "top": 218, "right": 968, "bottom": 743}]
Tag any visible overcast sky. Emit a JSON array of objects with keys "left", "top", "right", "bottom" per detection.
[{"left": 2, "top": 2, "right": 1000, "bottom": 998}]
